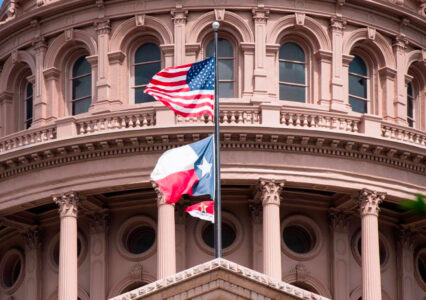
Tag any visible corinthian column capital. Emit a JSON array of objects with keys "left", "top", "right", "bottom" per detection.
[
  {"left": 53, "top": 192, "right": 80, "bottom": 218},
  {"left": 358, "top": 189, "right": 385, "bottom": 217},
  {"left": 152, "top": 181, "right": 172, "bottom": 207},
  {"left": 258, "top": 178, "right": 285, "bottom": 206},
  {"left": 23, "top": 227, "right": 41, "bottom": 250}
]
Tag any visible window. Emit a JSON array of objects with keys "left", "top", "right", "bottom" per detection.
[
  {"left": 349, "top": 55, "right": 368, "bottom": 113},
  {"left": 72, "top": 56, "right": 92, "bottom": 115},
  {"left": 279, "top": 42, "right": 306, "bottom": 102},
  {"left": 124, "top": 226, "right": 155, "bottom": 254},
  {"left": 134, "top": 43, "right": 161, "bottom": 103},
  {"left": 24, "top": 82, "right": 33, "bottom": 129},
  {"left": 407, "top": 82, "right": 415, "bottom": 127},
  {"left": 206, "top": 38, "right": 234, "bottom": 98},
  {"left": 202, "top": 222, "right": 236, "bottom": 249}
]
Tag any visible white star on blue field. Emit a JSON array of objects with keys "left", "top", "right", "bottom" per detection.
[{"left": 186, "top": 57, "right": 215, "bottom": 91}]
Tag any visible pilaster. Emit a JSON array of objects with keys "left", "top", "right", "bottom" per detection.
[
  {"left": 397, "top": 227, "right": 415, "bottom": 300},
  {"left": 330, "top": 17, "right": 349, "bottom": 112},
  {"left": 393, "top": 35, "right": 409, "bottom": 125},
  {"left": 252, "top": 7, "right": 269, "bottom": 96},
  {"left": 153, "top": 182, "right": 176, "bottom": 279},
  {"left": 358, "top": 189, "right": 385, "bottom": 300},
  {"left": 175, "top": 200, "right": 188, "bottom": 272},
  {"left": 43, "top": 67, "right": 61, "bottom": 122},
  {"left": 32, "top": 38, "right": 48, "bottom": 127},
  {"left": 53, "top": 191, "right": 79, "bottom": 300},
  {"left": 171, "top": 6, "right": 187, "bottom": 66},
  {"left": 88, "top": 212, "right": 108, "bottom": 300},
  {"left": 258, "top": 178, "right": 284, "bottom": 280},
  {"left": 23, "top": 228, "right": 42, "bottom": 300},
  {"left": 248, "top": 199, "right": 263, "bottom": 272},
  {"left": 0, "top": 91, "right": 14, "bottom": 135},
  {"left": 329, "top": 210, "right": 351, "bottom": 300}
]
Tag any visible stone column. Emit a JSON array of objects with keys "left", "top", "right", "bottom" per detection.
[
  {"left": 252, "top": 7, "right": 269, "bottom": 96},
  {"left": 258, "top": 179, "right": 285, "bottom": 280},
  {"left": 329, "top": 210, "right": 351, "bottom": 300},
  {"left": 53, "top": 192, "right": 80, "bottom": 300},
  {"left": 358, "top": 189, "right": 385, "bottom": 300},
  {"left": 330, "top": 17, "right": 348, "bottom": 112},
  {"left": 32, "top": 38, "right": 47, "bottom": 127},
  {"left": 88, "top": 213, "right": 108, "bottom": 300},
  {"left": 171, "top": 7, "right": 187, "bottom": 66},
  {"left": 23, "top": 228, "right": 42, "bottom": 300},
  {"left": 43, "top": 68, "right": 61, "bottom": 121},
  {"left": 153, "top": 183, "right": 176, "bottom": 279},
  {"left": 248, "top": 199, "right": 263, "bottom": 272},
  {"left": 397, "top": 228, "right": 415, "bottom": 300},
  {"left": 393, "top": 35, "right": 409, "bottom": 125},
  {"left": 175, "top": 201, "right": 187, "bottom": 272}
]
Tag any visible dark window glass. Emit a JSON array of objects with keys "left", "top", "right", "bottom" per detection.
[
  {"left": 419, "top": 254, "right": 426, "bottom": 283},
  {"left": 348, "top": 55, "right": 368, "bottom": 113},
  {"left": 292, "top": 282, "right": 318, "bottom": 294},
  {"left": 206, "top": 38, "right": 234, "bottom": 98},
  {"left": 279, "top": 42, "right": 305, "bottom": 62},
  {"left": 125, "top": 226, "right": 155, "bottom": 254},
  {"left": 279, "top": 42, "right": 306, "bottom": 102},
  {"left": 72, "top": 56, "right": 91, "bottom": 115},
  {"left": 2, "top": 254, "right": 22, "bottom": 287},
  {"left": 202, "top": 223, "right": 236, "bottom": 249},
  {"left": 283, "top": 225, "right": 314, "bottom": 254},
  {"left": 407, "top": 82, "right": 414, "bottom": 127},
  {"left": 134, "top": 43, "right": 161, "bottom": 104},
  {"left": 25, "top": 82, "right": 33, "bottom": 129}
]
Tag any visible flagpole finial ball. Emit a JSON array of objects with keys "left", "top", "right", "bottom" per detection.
[{"left": 212, "top": 21, "right": 220, "bottom": 31}]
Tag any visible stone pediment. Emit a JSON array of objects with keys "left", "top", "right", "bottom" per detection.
[{"left": 109, "top": 258, "right": 330, "bottom": 300}]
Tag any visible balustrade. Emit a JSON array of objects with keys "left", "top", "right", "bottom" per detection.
[
  {"left": 381, "top": 123, "right": 425, "bottom": 147},
  {"left": 0, "top": 126, "right": 56, "bottom": 153},
  {"left": 176, "top": 108, "right": 260, "bottom": 125}
]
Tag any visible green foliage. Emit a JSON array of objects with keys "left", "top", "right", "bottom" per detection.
[{"left": 399, "top": 194, "right": 425, "bottom": 215}]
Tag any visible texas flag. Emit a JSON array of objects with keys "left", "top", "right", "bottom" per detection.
[
  {"left": 185, "top": 201, "right": 214, "bottom": 223},
  {"left": 151, "top": 136, "right": 214, "bottom": 204}
]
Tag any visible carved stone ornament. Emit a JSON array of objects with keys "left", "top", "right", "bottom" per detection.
[
  {"left": 289, "top": 263, "right": 309, "bottom": 282},
  {"left": 152, "top": 181, "right": 169, "bottom": 207},
  {"left": 88, "top": 212, "right": 109, "bottom": 233},
  {"left": 257, "top": 178, "right": 285, "bottom": 206},
  {"left": 252, "top": 8, "right": 269, "bottom": 24},
  {"left": 330, "top": 17, "right": 346, "bottom": 31},
  {"left": 23, "top": 228, "right": 41, "bottom": 250},
  {"left": 129, "top": 263, "right": 144, "bottom": 281},
  {"left": 358, "top": 189, "right": 385, "bottom": 216},
  {"left": 328, "top": 210, "right": 351, "bottom": 230},
  {"left": 53, "top": 191, "right": 80, "bottom": 218},
  {"left": 171, "top": 9, "right": 188, "bottom": 24},
  {"left": 135, "top": 14, "right": 145, "bottom": 27},
  {"left": 214, "top": 8, "right": 225, "bottom": 21},
  {"left": 248, "top": 199, "right": 263, "bottom": 223},
  {"left": 398, "top": 227, "right": 415, "bottom": 250}
]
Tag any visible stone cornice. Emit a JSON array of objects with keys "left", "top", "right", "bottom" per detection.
[
  {"left": 0, "top": 129, "right": 425, "bottom": 182},
  {"left": 109, "top": 258, "right": 331, "bottom": 300}
]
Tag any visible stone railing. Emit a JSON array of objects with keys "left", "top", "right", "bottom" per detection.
[
  {"left": 0, "top": 125, "right": 57, "bottom": 153},
  {"left": 176, "top": 106, "right": 261, "bottom": 125},
  {"left": 76, "top": 109, "right": 156, "bottom": 135},
  {"left": 280, "top": 110, "right": 361, "bottom": 133},
  {"left": 382, "top": 122, "right": 425, "bottom": 147}
]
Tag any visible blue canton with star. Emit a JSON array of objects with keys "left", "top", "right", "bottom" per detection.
[
  {"left": 186, "top": 57, "right": 215, "bottom": 91},
  {"left": 189, "top": 136, "right": 214, "bottom": 199}
]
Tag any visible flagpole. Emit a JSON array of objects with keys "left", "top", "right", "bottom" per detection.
[{"left": 212, "top": 21, "right": 222, "bottom": 258}]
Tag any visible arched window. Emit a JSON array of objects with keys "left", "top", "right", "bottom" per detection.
[
  {"left": 349, "top": 55, "right": 368, "bottom": 113},
  {"left": 407, "top": 82, "right": 415, "bottom": 127},
  {"left": 24, "top": 82, "right": 33, "bottom": 129},
  {"left": 206, "top": 38, "right": 234, "bottom": 98},
  {"left": 134, "top": 43, "right": 161, "bottom": 103},
  {"left": 279, "top": 42, "right": 306, "bottom": 102},
  {"left": 72, "top": 56, "right": 91, "bottom": 115}
]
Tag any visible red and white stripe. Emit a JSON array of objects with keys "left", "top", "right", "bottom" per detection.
[{"left": 144, "top": 64, "right": 214, "bottom": 117}]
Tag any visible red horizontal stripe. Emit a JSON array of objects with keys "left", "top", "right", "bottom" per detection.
[
  {"left": 148, "top": 89, "right": 214, "bottom": 100},
  {"left": 149, "top": 78, "right": 187, "bottom": 86},
  {"left": 146, "top": 86, "right": 191, "bottom": 93},
  {"left": 150, "top": 94, "right": 214, "bottom": 109},
  {"left": 156, "top": 70, "right": 188, "bottom": 78},
  {"left": 155, "top": 98, "right": 213, "bottom": 117}
]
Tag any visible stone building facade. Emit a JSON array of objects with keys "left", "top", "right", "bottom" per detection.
[{"left": 0, "top": 0, "right": 425, "bottom": 299}]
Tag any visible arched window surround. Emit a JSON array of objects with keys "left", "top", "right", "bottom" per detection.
[
  {"left": 15, "top": 70, "right": 34, "bottom": 131},
  {"left": 277, "top": 35, "right": 313, "bottom": 104},
  {"left": 64, "top": 49, "right": 94, "bottom": 116},
  {"left": 348, "top": 47, "right": 378, "bottom": 115},
  {"left": 406, "top": 64, "right": 425, "bottom": 130},
  {"left": 202, "top": 32, "right": 239, "bottom": 99},
  {"left": 128, "top": 36, "right": 163, "bottom": 105}
]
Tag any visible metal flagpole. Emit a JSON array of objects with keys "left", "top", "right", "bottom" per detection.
[{"left": 212, "top": 21, "right": 222, "bottom": 258}]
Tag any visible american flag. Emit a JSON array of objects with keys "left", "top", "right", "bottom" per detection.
[{"left": 144, "top": 57, "right": 215, "bottom": 117}]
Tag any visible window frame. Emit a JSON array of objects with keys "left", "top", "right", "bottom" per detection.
[
  {"left": 348, "top": 54, "right": 369, "bottom": 114},
  {"left": 204, "top": 35, "right": 237, "bottom": 99},
  {"left": 278, "top": 41, "right": 308, "bottom": 103},
  {"left": 65, "top": 50, "right": 93, "bottom": 116},
  {"left": 24, "top": 81, "right": 34, "bottom": 129},
  {"left": 129, "top": 37, "right": 163, "bottom": 105}
]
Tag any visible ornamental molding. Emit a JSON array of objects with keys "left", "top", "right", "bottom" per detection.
[
  {"left": 53, "top": 191, "right": 80, "bottom": 218},
  {"left": 109, "top": 258, "right": 331, "bottom": 300},
  {"left": 87, "top": 212, "right": 109, "bottom": 233},
  {"left": 0, "top": 131, "right": 425, "bottom": 181},
  {"left": 257, "top": 178, "right": 285, "bottom": 206},
  {"left": 23, "top": 227, "right": 42, "bottom": 250},
  {"left": 358, "top": 188, "right": 385, "bottom": 216}
]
